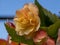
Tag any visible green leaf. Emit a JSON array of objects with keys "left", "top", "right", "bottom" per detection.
[
  {"left": 40, "top": 27, "right": 48, "bottom": 31},
  {"left": 34, "top": 0, "right": 59, "bottom": 27},
  {"left": 42, "top": 8, "right": 59, "bottom": 23},
  {"left": 35, "top": 0, "right": 48, "bottom": 26},
  {"left": 47, "top": 20, "right": 60, "bottom": 40},
  {"left": 5, "top": 23, "right": 35, "bottom": 45}
]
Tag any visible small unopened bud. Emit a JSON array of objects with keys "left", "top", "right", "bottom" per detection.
[{"left": 6, "top": 22, "right": 15, "bottom": 28}]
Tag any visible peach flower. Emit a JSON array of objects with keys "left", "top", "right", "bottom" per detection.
[{"left": 14, "top": 3, "right": 40, "bottom": 36}]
